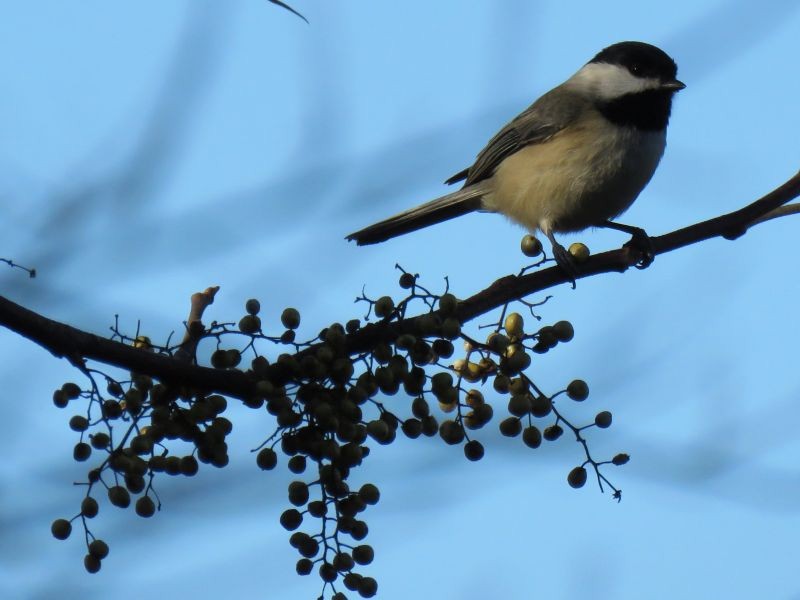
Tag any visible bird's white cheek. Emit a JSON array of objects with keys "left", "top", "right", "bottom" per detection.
[{"left": 567, "top": 62, "right": 663, "bottom": 100}]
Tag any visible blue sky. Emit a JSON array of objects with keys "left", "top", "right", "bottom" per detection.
[{"left": 2, "top": 1, "right": 800, "bottom": 599}]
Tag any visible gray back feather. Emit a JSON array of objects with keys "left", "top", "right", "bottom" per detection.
[{"left": 446, "top": 85, "right": 586, "bottom": 187}]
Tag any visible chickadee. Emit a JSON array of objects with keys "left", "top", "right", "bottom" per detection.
[{"left": 346, "top": 41, "right": 684, "bottom": 277}]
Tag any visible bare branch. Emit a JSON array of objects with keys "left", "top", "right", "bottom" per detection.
[
  {"left": 2, "top": 170, "right": 800, "bottom": 401},
  {"left": 176, "top": 286, "right": 220, "bottom": 362},
  {"left": 0, "top": 258, "right": 36, "bottom": 278},
  {"left": 0, "top": 294, "right": 256, "bottom": 399},
  {"left": 748, "top": 202, "right": 800, "bottom": 228}
]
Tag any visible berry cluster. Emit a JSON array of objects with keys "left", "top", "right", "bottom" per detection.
[
  {"left": 51, "top": 374, "right": 230, "bottom": 573},
  {"left": 50, "top": 256, "right": 628, "bottom": 598}
]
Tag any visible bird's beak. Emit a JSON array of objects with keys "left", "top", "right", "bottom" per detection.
[{"left": 661, "top": 79, "right": 686, "bottom": 91}]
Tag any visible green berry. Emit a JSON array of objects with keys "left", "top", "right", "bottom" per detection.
[
  {"left": 245, "top": 298, "right": 261, "bottom": 315},
  {"left": 487, "top": 332, "right": 510, "bottom": 353},
  {"left": 308, "top": 500, "right": 327, "bottom": 518},
  {"left": 430, "top": 372, "right": 453, "bottom": 395},
  {"left": 374, "top": 296, "right": 395, "bottom": 318},
  {"left": 296, "top": 558, "right": 313, "bottom": 575},
  {"left": 358, "top": 576, "right": 378, "bottom": 598},
  {"left": 411, "top": 397, "right": 430, "bottom": 418},
  {"left": 238, "top": 315, "right": 261, "bottom": 334},
  {"left": 333, "top": 552, "right": 355, "bottom": 572},
  {"left": 567, "top": 466, "right": 588, "bottom": 488},
  {"left": 106, "top": 380, "right": 124, "bottom": 397},
  {"left": 73, "top": 442, "right": 92, "bottom": 462},
  {"left": 493, "top": 374, "right": 510, "bottom": 394},
  {"left": 135, "top": 496, "right": 156, "bottom": 518},
  {"left": 566, "top": 379, "right": 589, "bottom": 401},
  {"left": 61, "top": 382, "right": 81, "bottom": 399},
  {"left": 522, "top": 426, "right": 542, "bottom": 449},
  {"left": 69, "top": 415, "right": 89, "bottom": 432},
  {"left": 90, "top": 432, "right": 110, "bottom": 450},
  {"left": 51, "top": 518, "right": 72, "bottom": 540},
  {"left": 344, "top": 572, "right": 362, "bottom": 591},
  {"left": 530, "top": 395, "right": 552, "bottom": 417},
  {"left": 508, "top": 394, "right": 531, "bottom": 417},
  {"left": 210, "top": 349, "right": 229, "bottom": 369},
  {"left": 352, "top": 544, "right": 374, "bottom": 565},
  {"left": 432, "top": 339, "right": 454, "bottom": 358},
  {"left": 421, "top": 415, "right": 438, "bottom": 437},
  {"left": 288, "top": 481, "right": 309, "bottom": 506},
  {"left": 226, "top": 349, "right": 241, "bottom": 368},
  {"left": 552, "top": 320, "right": 574, "bottom": 342},
  {"left": 256, "top": 448, "right": 277, "bottom": 470},
  {"left": 319, "top": 562, "right": 338, "bottom": 582},
  {"left": 504, "top": 312, "right": 524, "bottom": 337},
  {"left": 543, "top": 424, "right": 563, "bottom": 441},
  {"left": 83, "top": 554, "right": 101, "bottom": 574},
  {"left": 439, "top": 420, "right": 465, "bottom": 445},
  {"left": 52, "top": 389, "right": 68, "bottom": 408},
  {"left": 298, "top": 536, "right": 319, "bottom": 559},
  {"left": 366, "top": 419, "right": 390, "bottom": 442},
  {"left": 288, "top": 455, "right": 306, "bottom": 474},
  {"left": 130, "top": 435, "right": 154, "bottom": 456},
  {"left": 401, "top": 418, "right": 422, "bottom": 438},
  {"left": 612, "top": 453, "right": 630, "bottom": 466},
  {"left": 463, "top": 439, "right": 484, "bottom": 461},
  {"left": 595, "top": 411, "right": 612, "bottom": 428},
  {"left": 351, "top": 520, "right": 369, "bottom": 540},
  {"left": 520, "top": 234, "right": 543, "bottom": 257},
  {"left": 281, "top": 308, "right": 301, "bottom": 329},
  {"left": 503, "top": 349, "right": 531, "bottom": 375},
  {"left": 499, "top": 417, "right": 522, "bottom": 437},
  {"left": 108, "top": 486, "right": 130, "bottom": 508},
  {"left": 88, "top": 539, "right": 109, "bottom": 559},
  {"left": 280, "top": 509, "right": 303, "bottom": 531},
  {"left": 439, "top": 293, "right": 457, "bottom": 315},
  {"left": 81, "top": 497, "right": 99, "bottom": 519},
  {"left": 358, "top": 483, "right": 380, "bottom": 505},
  {"left": 568, "top": 242, "right": 590, "bottom": 263},
  {"left": 399, "top": 272, "right": 416, "bottom": 289}
]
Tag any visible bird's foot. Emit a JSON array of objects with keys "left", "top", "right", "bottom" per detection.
[
  {"left": 551, "top": 242, "right": 579, "bottom": 288},
  {"left": 602, "top": 220, "right": 654, "bottom": 269},
  {"left": 621, "top": 227, "right": 655, "bottom": 269}
]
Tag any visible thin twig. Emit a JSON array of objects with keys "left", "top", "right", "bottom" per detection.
[{"left": 267, "top": 0, "right": 309, "bottom": 23}]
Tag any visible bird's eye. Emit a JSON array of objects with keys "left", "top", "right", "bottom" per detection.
[{"left": 630, "top": 64, "right": 641, "bottom": 74}]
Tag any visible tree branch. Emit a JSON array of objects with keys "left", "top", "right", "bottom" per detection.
[
  {"left": 348, "top": 169, "right": 800, "bottom": 350},
  {"left": 2, "top": 170, "right": 799, "bottom": 401},
  {"left": 0, "top": 294, "right": 256, "bottom": 399}
]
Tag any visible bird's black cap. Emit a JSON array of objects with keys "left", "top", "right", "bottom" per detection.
[{"left": 591, "top": 41, "right": 679, "bottom": 83}]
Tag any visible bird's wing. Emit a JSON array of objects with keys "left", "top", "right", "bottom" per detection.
[{"left": 445, "top": 87, "right": 584, "bottom": 187}]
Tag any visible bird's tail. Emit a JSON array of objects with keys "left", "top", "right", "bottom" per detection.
[{"left": 346, "top": 183, "right": 490, "bottom": 245}]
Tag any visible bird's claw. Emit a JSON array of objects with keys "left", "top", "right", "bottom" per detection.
[
  {"left": 551, "top": 243, "right": 579, "bottom": 288},
  {"left": 622, "top": 228, "right": 655, "bottom": 269}
]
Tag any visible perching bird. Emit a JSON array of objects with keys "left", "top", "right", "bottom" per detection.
[{"left": 346, "top": 41, "right": 684, "bottom": 277}]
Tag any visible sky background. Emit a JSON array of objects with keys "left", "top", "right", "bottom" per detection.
[{"left": 2, "top": 1, "right": 800, "bottom": 599}]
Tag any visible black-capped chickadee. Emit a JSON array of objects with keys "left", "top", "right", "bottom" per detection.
[{"left": 346, "top": 41, "right": 684, "bottom": 277}]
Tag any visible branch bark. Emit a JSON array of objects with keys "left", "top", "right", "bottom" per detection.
[
  {"left": 0, "top": 294, "right": 256, "bottom": 399},
  {"left": 3, "top": 170, "right": 800, "bottom": 401}
]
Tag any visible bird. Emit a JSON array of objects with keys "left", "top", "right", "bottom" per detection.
[{"left": 346, "top": 41, "right": 684, "bottom": 279}]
